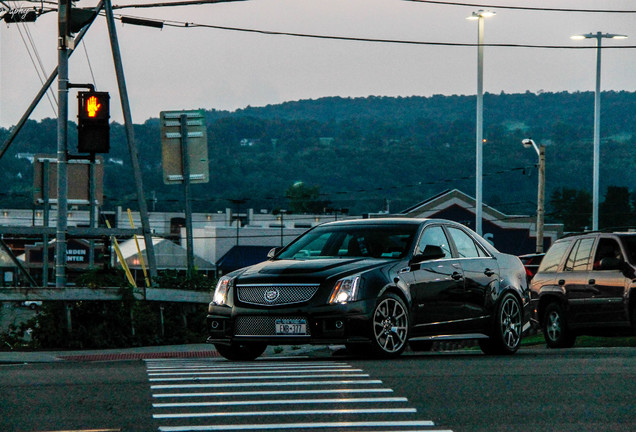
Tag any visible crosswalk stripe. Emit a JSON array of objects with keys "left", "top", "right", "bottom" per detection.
[
  {"left": 152, "top": 388, "right": 394, "bottom": 398},
  {"left": 157, "top": 420, "right": 438, "bottom": 432},
  {"left": 154, "top": 407, "right": 418, "bottom": 419},
  {"left": 151, "top": 379, "right": 382, "bottom": 389},
  {"left": 153, "top": 397, "right": 408, "bottom": 408},
  {"left": 148, "top": 368, "right": 360, "bottom": 376}
]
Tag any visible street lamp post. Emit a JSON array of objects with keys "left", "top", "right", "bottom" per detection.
[
  {"left": 468, "top": 10, "right": 495, "bottom": 235},
  {"left": 522, "top": 139, "right": 546, "bottom": 253},
  {"left": 571, "top": 32, "right": 627, "bottom": 231}
]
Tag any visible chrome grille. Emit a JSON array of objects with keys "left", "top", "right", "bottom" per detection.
[
  {"left": 237, "top": 284, "right": 320, "bottom": 306},
  {"left": 234, "top": 316, "right": 310, "bottom": 336}
]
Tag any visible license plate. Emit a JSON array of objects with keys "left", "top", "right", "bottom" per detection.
[{"left": 275, "top": 319, "right": 307, "bottom": 335}]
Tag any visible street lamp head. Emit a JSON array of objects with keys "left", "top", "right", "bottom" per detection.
[
  {"left": 467, "top": 10, "right": 495, "bottom": 20},
  {"left": 571, "top": 32, "right": 628, "bottom": 40},
  {"left": 521, "top": 138, "right": 534, "bottom": 149}
]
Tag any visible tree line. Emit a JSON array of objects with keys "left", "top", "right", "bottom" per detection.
[{"left": 1, "top": 90, "right": 635, "bottom": 230}]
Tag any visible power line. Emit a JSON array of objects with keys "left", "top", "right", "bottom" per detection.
[
  {"left": 112, "top": 0, "right": 246, "bottom": 10},
  {"left": 111, "top": 14, "right": 636, "bottom": 49},
  {"left": 402, "top": 0, "right": 636, "bottom": 13}
]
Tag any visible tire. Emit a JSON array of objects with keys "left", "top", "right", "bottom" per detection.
[
  {"left": 214, "top": 342, "right": 267, "bottom": 361},
  {"left": 480, "top": 292, "right": 522, "bottom": 355},
  {"left": 370, "top": 293, "right": 409, "bottom": 358},
  {"left": 542, "top": 302, "right": 576, "bottom": 348}
]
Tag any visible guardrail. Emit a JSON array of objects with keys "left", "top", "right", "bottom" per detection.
[{"left": 0, "top": 287, "right": 211, "bottom": 304}]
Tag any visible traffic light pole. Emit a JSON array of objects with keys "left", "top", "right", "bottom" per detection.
[
  {"left": 104, "top": 0, "right": 157, "bottom": 284},
  {"left": 55, "top": 0, "right": 70, "bottom": 288}
]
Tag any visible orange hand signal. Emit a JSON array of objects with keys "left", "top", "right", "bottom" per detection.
[{"left": 86, "top": 96, "right": 101, "bottom": 118}]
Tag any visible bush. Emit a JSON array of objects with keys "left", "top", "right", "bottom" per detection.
[{"left": 2, "top": 269, "right": 211, "bottom": 350}]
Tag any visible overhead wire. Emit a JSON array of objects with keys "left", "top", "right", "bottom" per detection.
[
  {"left": 111, "top": 0, "right": 246, "bottom": 9},
  {"left": 402, "top": 0, "right": 636, "bottom": 14},
  {"left": 102, "top": 13, "right": 636, "bottom": 49},
  {"left": 14, "top": 21, "right": 58, "bottom": 115},
  {"left": 82, "top": 40, "right": 97, "bottom": 88}
]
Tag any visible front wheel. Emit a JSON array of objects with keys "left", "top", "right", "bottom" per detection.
[
  {"left": 370, "top": 293, "right": 409, "bottom": 358},
  {"left": 480, "top": 292, "right": 522, "bottom": 355},
  {"left": 542, "top": 302, "right": 576, "bottom": 348},
  {"left": 214, "top": 342, "right": 267, "bottom": 361}
]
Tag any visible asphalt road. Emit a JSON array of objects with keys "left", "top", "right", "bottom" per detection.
[{"left": 1, "top": 347, "right": 635, "bottom": 432}]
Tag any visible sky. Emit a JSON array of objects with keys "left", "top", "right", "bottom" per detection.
[{"left": 1, "top": 0, "right": 635, "bottom": 128}]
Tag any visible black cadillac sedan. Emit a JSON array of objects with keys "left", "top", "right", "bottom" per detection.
[{"left": 207, "top": 218, "right": 530, "bottom": 360}]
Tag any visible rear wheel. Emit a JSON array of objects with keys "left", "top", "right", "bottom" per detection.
[
  {"left": 542, "top": 302, "right": 576, "bottom": 348},
  {"left": 480, "top": 292, "right": 522, "bottom": 355},
  {"left": 370, "top": 293, "right": 409, "bottom": 358},
  {"left": 214, "top": 342, "right": 267, "bottom": 361}
]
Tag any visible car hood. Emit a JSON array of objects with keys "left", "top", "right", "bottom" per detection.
[{"left": 232, "top": 258, "right": 393, "bottom": 284}]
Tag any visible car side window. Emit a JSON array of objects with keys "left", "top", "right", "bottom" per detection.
[
  {"left": 416, "top": 226, "right": 451, "bottom": 258},
  {"left": 447, "top": 226, "right": 480, "bottom": 258},
  {"left": 564, "top": 238, "right": 594, "bottom": 272},
  {"left": 593, "top": 238, "right": 623, "bottom": 270},
  {"left": 538, "top": 240, "right": 572, "bottom": 273},
  {"left": 618, "top": 235, "right": 636, "bottom": 264}
]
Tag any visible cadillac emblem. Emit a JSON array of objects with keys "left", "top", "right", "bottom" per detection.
[{"left": 264, "top": 288, "right": 280, "bottom": 303}]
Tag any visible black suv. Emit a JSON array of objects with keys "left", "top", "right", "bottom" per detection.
[{"left": 530, "top": 232, "right": 636, "bottom": 347}]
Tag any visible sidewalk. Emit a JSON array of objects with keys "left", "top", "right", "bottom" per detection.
[{"left": 0, "top": 343, "right": 334, "bottom": 364}]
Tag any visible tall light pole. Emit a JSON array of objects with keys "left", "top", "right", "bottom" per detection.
[
  {"left": 522, "top": 139, "right": 545, "bottom": 253},
  {"left": 571, "top": 32, "right": 627, "bottom": 231},
  {"left": 467, "top": 10, "right": 495, "bottom": 235}
]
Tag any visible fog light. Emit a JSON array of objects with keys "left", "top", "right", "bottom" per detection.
[{"left": 335, "top": 320, "right": 344, "bottom": 329}]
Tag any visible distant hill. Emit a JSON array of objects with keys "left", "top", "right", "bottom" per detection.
[{"left": 1, "top": 91, "right": 635, "bottom": 223}]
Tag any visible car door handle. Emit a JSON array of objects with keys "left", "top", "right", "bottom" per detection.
[
  {"left": 451, "top": 271, "right": 463, "bottom": 280},
  {"left": 484, "top": 268, "right": 495, "bottom": 277}
]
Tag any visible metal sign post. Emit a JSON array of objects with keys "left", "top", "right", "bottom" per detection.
[
  {"left": 180, "top": 114, "right": 194, "bottom": 277},
  {"left": 160, "top": 110, "right": 209, "bottom": 277}
]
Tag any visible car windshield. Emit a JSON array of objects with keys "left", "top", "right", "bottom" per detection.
[
  {"left": 277, "top": 223, "right": 419, "bottom": 260},
  {"left": 618, "top": 235, "right": 636, "bottom": 264}
]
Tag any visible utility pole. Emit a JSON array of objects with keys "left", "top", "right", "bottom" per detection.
[
  {"left": 104, "top": 0, "right": 158, "bottom": 283},
  {"left": 55, "top": 0, "right": 71, "bottom": 288}
]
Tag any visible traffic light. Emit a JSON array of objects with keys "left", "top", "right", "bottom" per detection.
[{"left": 77, "top": 91, "right": 110, "bottom": 153}]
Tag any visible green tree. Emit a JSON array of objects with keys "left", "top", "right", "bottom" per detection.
[
  {"left": 600, "top": 186, "right": 633, "bottom": 229},
  {"left": 549, "top": 188, "right": 592, "bottom": 232},
  {"left": 285, "top": 182, "right": 330, "bottom": 214}
]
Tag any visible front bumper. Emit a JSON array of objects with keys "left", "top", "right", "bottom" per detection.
[{"left": 207, "top": 298, "right": 376, "bottom": 346}]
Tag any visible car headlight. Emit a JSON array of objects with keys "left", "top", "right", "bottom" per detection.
[
  {"left": 213, "top": 276, "right": 232, "bottom": 306},
  {"left": 329, "top": 275, "right": 361, "bottom": 304}
]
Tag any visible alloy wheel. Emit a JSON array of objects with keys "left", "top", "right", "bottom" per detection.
[
  {"left": 546, "top": 310, "right": 562, "bottom": 343},
  {"left": 373, "top": 296, "right": 408, "bottom": 354},
  {"left": 499, "top": 295, "right": 522, "bottom": 350}
]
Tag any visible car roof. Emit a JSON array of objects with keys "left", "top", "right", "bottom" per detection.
[
  {"left": 559, "top": 231, "right": 636, "bottom": 240},
  {"left": 318, "top": 217, "right": 463, "bottom": 227},
  {"left": 320, "top": 217, "right": 426, "bottom": 226}
]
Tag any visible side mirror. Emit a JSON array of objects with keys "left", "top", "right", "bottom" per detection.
[
  {"left": 267, "top": 247, "right": 282, "bottom": 259},
  {"left": 599, "top": 257, "right": 623, "bottom": 271},
  {"left": 410, "top": 245, "right": 446, "bottom": 265}
]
